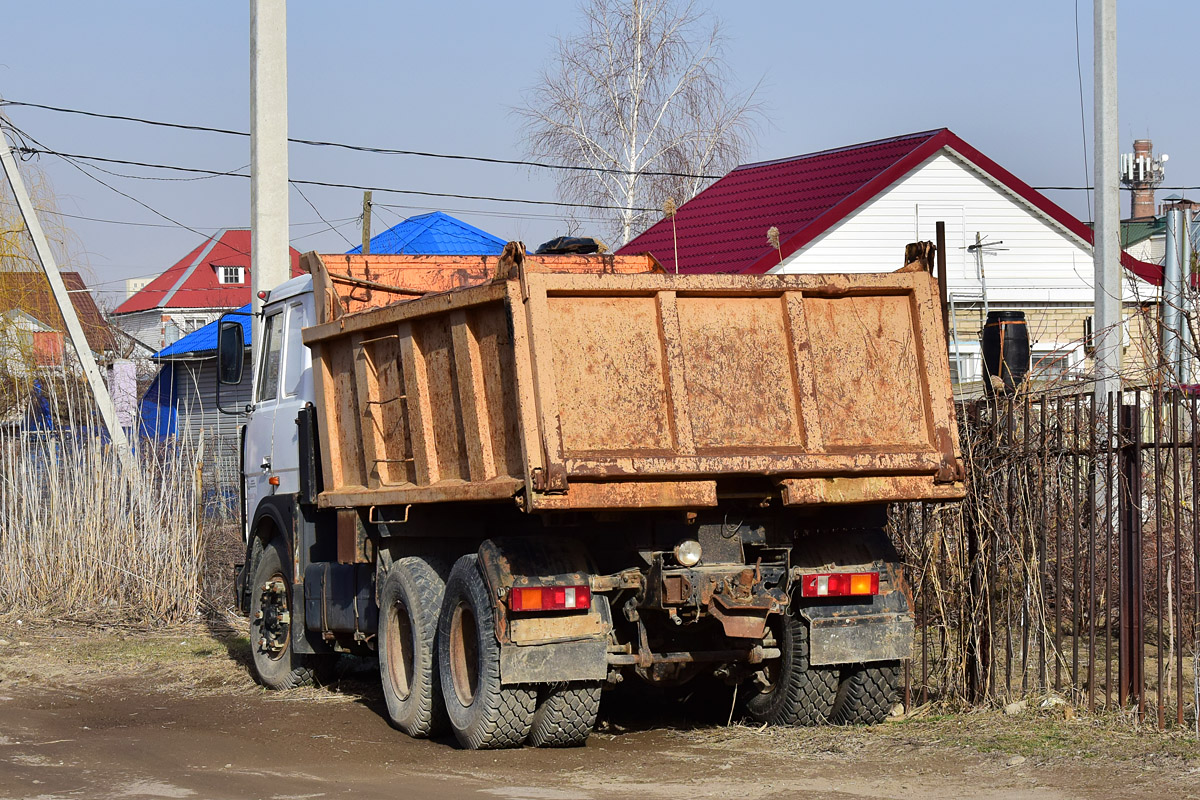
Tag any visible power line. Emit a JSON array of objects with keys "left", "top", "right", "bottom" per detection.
[
  {"left": 11, "top": 144, "right": 661, "bottom": 212},
  {"left": 1073, "top": 0, "right": 1092, "bottom": 219},
  {"left": 289, "top": 217, "right": 359, "bottom": 244},
  {"left": 1038, "top": 186, "right": 1200, "bottom": 191},
  {"left": 15, "top": 138, "right": 1178, "bottom": 201},
  {"left": 79, "top": 157, "right": 251, "bottom": 183},
  {"left": 8, "top": 126, "right": 254, "bottom": 258},
  {"left": 0, "top": 98, "right": 722, "bottom": 180},
  {"left": 291, "top": 181, "right": 355, "bottom": 248},
  {"left": 0, "top": 200, "right": 357, "bottom": 231},
  {"left": 373, "top": 201, "right": 611, "bottom": 223}
]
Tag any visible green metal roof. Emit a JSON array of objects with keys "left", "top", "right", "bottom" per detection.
[{"left": 1120, "top": 218, "right": 1165, "bottom": 247}]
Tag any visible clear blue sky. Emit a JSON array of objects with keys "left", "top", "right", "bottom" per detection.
[{"left": 0, "top": 1, "right": 1193, "bottom": 306}]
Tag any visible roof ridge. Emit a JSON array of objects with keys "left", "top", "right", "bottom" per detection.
[
  {"left": 391, "top": 213, "right": 440, "bottom": 253},
  {"left": 157, "top": 228, "right": 229, "bottom": 308},
  {"left": 735, "top": 129, "right": 949, "bottom": 172},
  {"left": 440, "top": 212, "right": 506, "bottom": 242}
]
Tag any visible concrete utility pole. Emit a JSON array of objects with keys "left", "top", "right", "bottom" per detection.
[
  {"left": 0, "top": 131, "right": 134, "bottom": 472},
  {"left": 1093, "top": 0, "right": 1121, "bottom": 404},
  {"left": 250, "top": 0, "right": 290, "bottom": 353}
]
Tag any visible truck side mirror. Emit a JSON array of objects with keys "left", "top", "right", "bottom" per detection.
[{"left": 217, "top": 319, "right": 245, "bottom": 385}]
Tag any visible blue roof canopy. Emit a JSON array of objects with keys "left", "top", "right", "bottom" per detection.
[
  {"left": 154, "top": 305, "right": 251, "bottom": 359},
  {"left": 346, "top": 211, "right": 505, "bottom": 256}
]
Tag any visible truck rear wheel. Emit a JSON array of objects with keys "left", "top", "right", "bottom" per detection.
[
  {"left": 378, "top": 557, "right": 447, "bottom": 737},
  {"left": 743, "top": 613, "right": 837, "bottom": 726},
  {"left": 829, "top": 662, "right": 901, "bottom": 725},
  {"left": 437, "top": 554, "right": 535, "bottom": 749},
  {"left": 527, "top": 682, "right": 601, "bottom": 747},
  {"left": 249, "top": 537, "right": 331, "bottom": 690}
]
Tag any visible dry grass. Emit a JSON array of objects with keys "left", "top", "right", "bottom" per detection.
[{"left": 0, "top": 375, "right": 206, "bottom": 624}]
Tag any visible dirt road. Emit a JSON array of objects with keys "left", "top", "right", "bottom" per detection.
[{"left": 0, "top": 627, "right": 1196, "bottom": 800}]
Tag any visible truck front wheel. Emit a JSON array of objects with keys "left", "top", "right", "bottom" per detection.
[
  {"left": 743, "top": 613, "right": 838, "bottom": 726},
  {"left": 437, "top": 554, "right": 535, "bottom": 749},
  {"left": 249, "top": 538, "right": 331, "bottom": 689},
  {"left": 829, "top": 662, "right": 901, "bottom": 724},
  {"left": 378, "top": 557, "right": 447, "bottom": 737}
]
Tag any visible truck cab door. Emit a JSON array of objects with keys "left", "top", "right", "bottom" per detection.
[
  {"left": 269, "top": 298, "right": 314, "bottom": 495},
  {"left": 243, "top": 308, "right": 284, "bottom": 536}
]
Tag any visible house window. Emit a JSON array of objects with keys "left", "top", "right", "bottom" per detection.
[
  {"left": 1030, "top": 347, "right": 1080, "bottom": 380},
  {"left": 947, "top": 341, "right": 982, "bottom": 386},
  {"left": 219, "top": 266, "right": 244, "bottom": 285}
]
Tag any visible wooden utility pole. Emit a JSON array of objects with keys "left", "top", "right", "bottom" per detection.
[
  {"left": 361, "top": 191, "right": 372, "bottom": 255},
  {"left": 0, "top": 129, "right": 134, "bottom": 472}
]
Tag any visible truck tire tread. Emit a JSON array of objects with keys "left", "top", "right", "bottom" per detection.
[
  {"left": 438, "top": 554, "right": 535, "bottom": 750},
  {"left": 744, "top": 615, "right": 838, "bottom": 726},
  {"left": 528, "top": 683, "right": 601, "bottom": 747},
  {"left": 829, "top": 662, "right": 900, "bottom": 725},
  {"left": 379, "top": 557, "right": 448, "bottom": 738},
  {"left": 249, "top": 538, "right": 332, "bottom": 691}
]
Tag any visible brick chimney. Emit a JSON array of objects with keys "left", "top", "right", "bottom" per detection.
[{"left": 1131, "top": 139, "right": 1156, "bottom": 220}]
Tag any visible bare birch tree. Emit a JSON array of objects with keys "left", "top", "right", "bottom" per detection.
[{"left": 517, "top": 0, "right": 761, "bottom": 247}]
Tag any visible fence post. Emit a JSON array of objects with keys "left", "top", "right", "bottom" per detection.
[
  {"left": 964, "top": 401, "right": 989, "bottom": 704},
  {"left": 1118, "top": 401, "right": 1145, "bottom": 715}
]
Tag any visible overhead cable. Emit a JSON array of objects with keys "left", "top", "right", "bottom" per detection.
[{"left": 0, "top": 98, "right": 722, "bottom": 179}]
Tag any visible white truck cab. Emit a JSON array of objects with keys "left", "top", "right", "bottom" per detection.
[{"left": 239, "top": 274, "right": 316, "bottom": 544}]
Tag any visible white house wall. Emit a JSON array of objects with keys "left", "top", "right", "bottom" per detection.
[
  {"left": 112, "top": 309, "right": 225, "bottom": 352},
  {"left": 1126, "top": 235, "right": 1164, "bottom": 266},
  {"left": 770, "top": 150, "right": 1149, "bottom": 305},
  {"left": 111, "top": 311, "right": 168, "bottom": 351}
]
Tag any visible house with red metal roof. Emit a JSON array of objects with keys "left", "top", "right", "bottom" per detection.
[
  {"left": 620, "top": 128, "right": 1163, "bottom": 389},
  {"left": 111, "top": 228, "right": 301, "bottom": 351}
]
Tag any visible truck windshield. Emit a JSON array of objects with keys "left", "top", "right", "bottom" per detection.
[{"left": 257, "top": 311, "right": 283, "bottom": 402}]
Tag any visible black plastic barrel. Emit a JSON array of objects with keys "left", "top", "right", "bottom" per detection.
[{"left": 981, "top": 310, "right": 1030, "bottom": 396}]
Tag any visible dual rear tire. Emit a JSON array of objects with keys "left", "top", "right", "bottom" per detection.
[
  {"left": 742, "top": 611, "right": 900, "bottom": 727},
  {"left": 829, "top": 662, "right": 901, "bottom": 725},
  {"left": 743, "top": 612, "right": 838, "bottom": 726},
  {"left": 377, "top": 557, "right": 447, "bottom": 737},
  {"left": 378, "top": 553, "right": 599, "bottom": 749},
  {"left": 436, "top": 554, "right": 537, "bottom": 749}
]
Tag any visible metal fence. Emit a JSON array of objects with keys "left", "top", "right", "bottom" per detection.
[
  {"left": 199, "top": 433, "right": 240, "bottom": 524},
  {"left": 892, "top": 388, "right": 1200, "bottom": 729}
]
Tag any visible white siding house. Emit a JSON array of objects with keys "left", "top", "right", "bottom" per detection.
[
  {"left": 774, "top": 152, "right": 1108, "bottom": 303},
  {"left": 621, "top": 129, "right": 1165, "bottom": 391}
]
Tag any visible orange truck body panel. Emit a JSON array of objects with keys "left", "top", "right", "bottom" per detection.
[{"left": 300, "top": 249, "right": 965, "bottom": 512}]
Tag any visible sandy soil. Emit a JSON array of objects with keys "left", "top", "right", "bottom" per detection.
[{"left": 0, "top": 623, "right": 1197, "bottom": 800}]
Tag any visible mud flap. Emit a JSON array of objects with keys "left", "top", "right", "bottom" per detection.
[
  {"left": 805, "top": 612, "right": 913, "bottom": 666},
  {"left": 499, "top": 638, "right": 608, "bottom": 684}
]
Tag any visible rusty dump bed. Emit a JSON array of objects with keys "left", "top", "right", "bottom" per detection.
[{"left": 300, "top": 248, "right": 965, "bottom": 512}]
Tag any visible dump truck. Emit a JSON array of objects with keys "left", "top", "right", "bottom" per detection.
[{"left": 218, "top": 241, "right": 964, "bottom": 749}]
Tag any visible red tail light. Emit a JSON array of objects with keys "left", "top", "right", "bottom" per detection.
[
  {"left": 800, "top": 572, "right": 880, "bottom": 598},
  {"left": 509, "top": 585, "right": 591, "bottom": 612}
]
